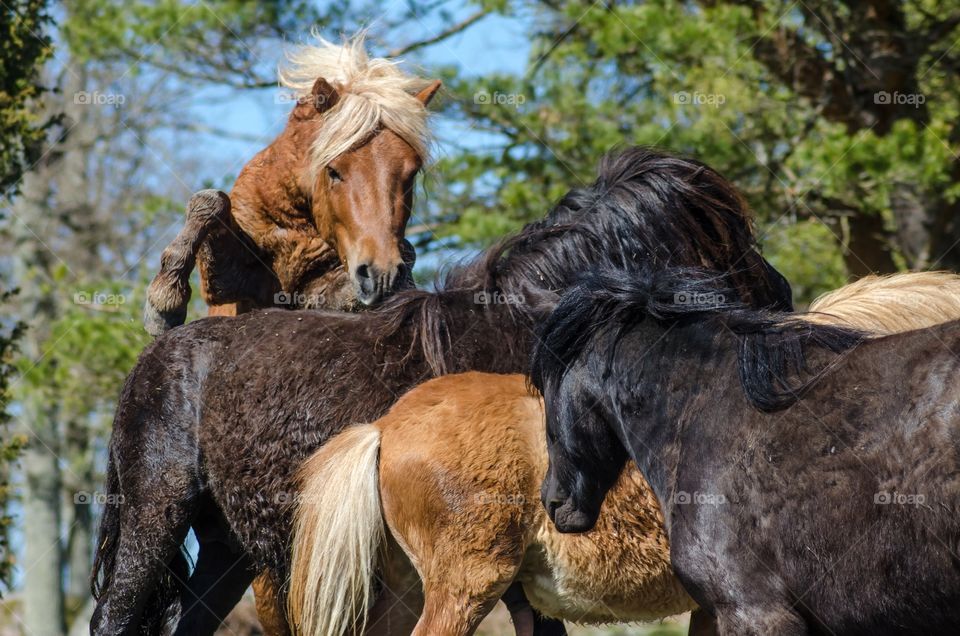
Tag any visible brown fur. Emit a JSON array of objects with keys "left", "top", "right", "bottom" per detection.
[
  {"left": 289, "top": 372, "right": 694, "bottom": 635},
  {"left": 143, "top": 77, "right": 440, "bottom": 336},
  {"left": 290, "top": 273, "right": 960, "bottom": 634}
]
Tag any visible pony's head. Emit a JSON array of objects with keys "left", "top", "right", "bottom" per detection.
[
  {"left": 537, "top": 365, "right": 629, "bottom": 533},
  {"left": 280, "top": 33, "right": 440, "bottom": 305}
]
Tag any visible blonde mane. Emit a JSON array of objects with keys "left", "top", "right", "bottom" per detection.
[
  {"left": 279, "top": 31, "right": 435, "bottom": 178},
  {"left": 805, "top": 271, "right": 960, "bottom": 334}
]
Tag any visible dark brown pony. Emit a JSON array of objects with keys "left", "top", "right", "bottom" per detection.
[
  {"left": 90, "top": 147, "right": 793, "bottom": 635},
  {"left": 534, "top": 267, "right": 960, "bottom": 635},
  {"left": 143, "top": 35, "right": 440, "bottom": 336}
]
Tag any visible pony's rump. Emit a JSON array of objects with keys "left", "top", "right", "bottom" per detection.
[{"left": 807, "top": 270, "right": 960, "bottom": 333}]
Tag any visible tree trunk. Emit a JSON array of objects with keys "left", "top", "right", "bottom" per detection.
[
  {"left": 20, "top": 396, "right": 66, "bottom": 636},
  {"left": 14, "top": 169, "right": 67, "bottom": 636},
  {"left": 65, "top": 420, "right": 94, "bottom": 612},
  {"left": 840, "top": 212, "right": 898, "bottom": 276},
  {"left": 9, "top": 60, "right": 96, "bottom": 636}
]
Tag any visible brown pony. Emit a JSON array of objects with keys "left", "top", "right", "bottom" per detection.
[
  {"left": 287, "top": 271, "right": 960, "bottom": 636},
  {"left": 144, "top": 34, "right": 441, "bottom": 336}
]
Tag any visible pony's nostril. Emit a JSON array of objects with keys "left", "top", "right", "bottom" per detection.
[
  {"left": 356, "top": 264, "right": 371, "bottom": 280},
  {"left": 547, "top": 499, "right": 562, "bottom": 518}
]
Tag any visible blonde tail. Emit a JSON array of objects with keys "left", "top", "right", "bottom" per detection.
[{"left": 288, "top": 424, "right": 384, "bottom": 636}]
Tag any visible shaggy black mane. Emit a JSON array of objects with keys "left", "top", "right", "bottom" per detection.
[
  {"left": 531, "top": 267, "right": 866, "bottom": 412},
  {"left": 374, "top": 147, "right": 795, "bottom": 374}
]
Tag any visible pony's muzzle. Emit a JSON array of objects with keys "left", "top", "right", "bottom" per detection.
[{"left": 354, "top": 261, "right": 406, "bottom": 306}]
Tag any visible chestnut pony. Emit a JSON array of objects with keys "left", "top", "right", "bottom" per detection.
[
  {"left": 143, "top": 34, "right": 440, "bottom": 336},
  {"left": 287, "top": 269, "right": 960, "bottom": 635},
  {"left": 90, "top": 148, "right": 793, "bottom": 635}
]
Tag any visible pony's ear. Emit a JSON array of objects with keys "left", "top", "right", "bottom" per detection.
[
  {"left": 414, "top": 80, "right": 442, "bottom": 106},
  {"left": 293, "top": 78, "right": 339, "bottom": 118}
]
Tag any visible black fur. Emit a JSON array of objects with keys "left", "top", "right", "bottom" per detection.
[
  {"left": 536, "top": 266, "right": 960, "bottom": 636},
  {"left": 531, "top": 267, "right": 863, "bottom": 411}
]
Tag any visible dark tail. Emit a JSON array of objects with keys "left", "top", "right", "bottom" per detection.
[
  {"left": 90, "top": 452, "right": 120, "bottom": 602},
  {"left": 90, "top": 451, "right": 191, "bottom": 635}
]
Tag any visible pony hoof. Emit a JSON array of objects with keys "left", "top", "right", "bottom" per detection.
[{"left": 143, "top": 302, "right": 187, "bottom": 337}]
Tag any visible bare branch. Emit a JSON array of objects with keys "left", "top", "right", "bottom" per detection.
[{"left": 389, "top": 9, "right": 491, "bottom": 57}]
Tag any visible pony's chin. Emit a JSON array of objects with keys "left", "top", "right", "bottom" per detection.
[{"left": 552, "top": 502, "right": 598, "bottom": 533}]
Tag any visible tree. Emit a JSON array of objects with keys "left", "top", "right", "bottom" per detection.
[
  {"left": 426, "top": 0, "right": 960, "bottom": 301},
  {"left": 0, "top": 0, "right": 53, "bottom": 197},
  {"left": 0, "top": 0, "right": 48, "bottom": 595}
]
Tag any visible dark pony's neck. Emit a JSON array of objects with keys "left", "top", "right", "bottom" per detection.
[
  {"left": 377, "top": 146, "right": 796, "bottom": 376},
  {"left": 532, "top": 266, "right": 865, "bottom": 414}
]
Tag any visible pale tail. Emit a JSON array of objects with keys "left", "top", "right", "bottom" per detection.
[{"left": 288, "top": 424, "right": 384, "bottom": 636}]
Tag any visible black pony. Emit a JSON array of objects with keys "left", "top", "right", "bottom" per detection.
[
  {"left": 90, "top": 147, "right": 793, "bottom": 635},
  {"left": 533, "top": 266, "right": 960, "bottom": 635}
]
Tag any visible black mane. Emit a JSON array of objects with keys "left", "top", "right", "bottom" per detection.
[
  {"left": 374, "top": 147, "right": 795, "bottom": 374},
  {"left": 531, "top": 267, "right": 865, "bottom": 412}
]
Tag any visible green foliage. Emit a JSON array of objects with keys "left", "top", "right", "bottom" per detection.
[
  {"left": 761, "top": 219, "right": 849, "bottom": 306},
  {"left": 61, "top": 0, "right": 335, "bottom": 86},
  {"left": 0, "top": 0, "right": 53, "bottom": 198},
  {"left": 15, "top": 282, "right": 149, "bottom": 423},
  {"left": 429, "top": 0, "right": 960, "bottom": 297},
  {"left": 0, "top": 289, "right": 26, "bottom": 590}
]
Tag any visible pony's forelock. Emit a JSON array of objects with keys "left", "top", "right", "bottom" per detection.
[{"left": 279, "top": 30, "right": 434, "bottom": 177}]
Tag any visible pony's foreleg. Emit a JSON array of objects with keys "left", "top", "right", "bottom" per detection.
[
  {"left": 501, "top": 582, "right": 568, "bottom": 636},
  {"left": 688, "top": 608, "right": 718, "bottom": 636},
  {"left": 411, "top": 584, "right": 504, "bottom": 636},
  {"left": 144, "top": 190, "right": 231, "bottom": 336}
]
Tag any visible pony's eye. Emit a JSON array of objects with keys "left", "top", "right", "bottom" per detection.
[{"left": 326, "top": 166, "right": 342, "bottom": 183}]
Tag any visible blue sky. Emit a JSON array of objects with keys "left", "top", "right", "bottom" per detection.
[{"left": 186, "top": 7, "right": 534, "bottom": 188}]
